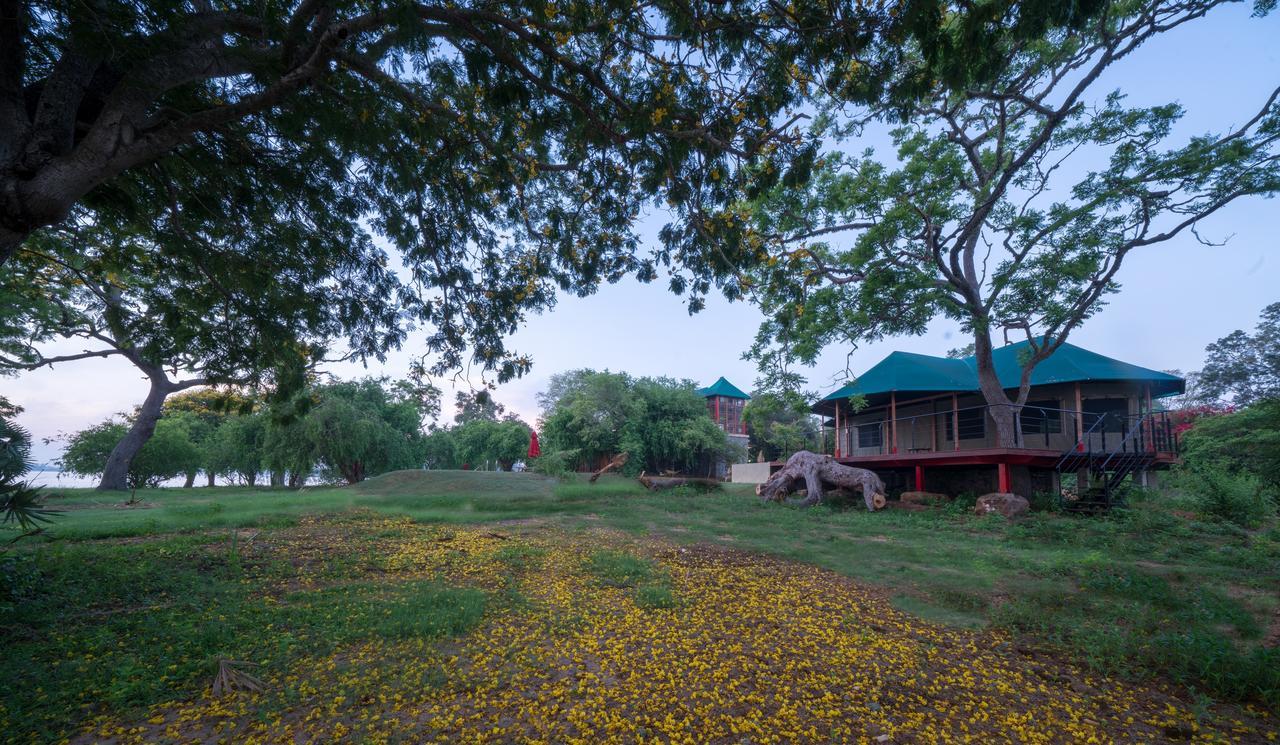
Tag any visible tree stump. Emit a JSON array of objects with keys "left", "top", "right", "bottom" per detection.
[{"left": 757, "top": 451, "right": 886, "bottom": 510}]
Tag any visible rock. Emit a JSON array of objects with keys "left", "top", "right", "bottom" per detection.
[
  {"left": 899, "top": 491, "right": 952, "bottom": 506},
  {"left": 974, "top": 492, "right": 1030, "bottom": 519}
]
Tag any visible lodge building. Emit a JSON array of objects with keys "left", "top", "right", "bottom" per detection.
[{"left": 719, "top": 341, "right": 1184, "bottom": 507}]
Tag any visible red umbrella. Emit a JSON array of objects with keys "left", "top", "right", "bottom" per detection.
[{"left": 527, "top": 430, "right": 541, "bottom": 458}]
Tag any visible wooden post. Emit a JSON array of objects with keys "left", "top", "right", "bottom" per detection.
[
  {"left": 1074, "top": 382, "right": 1084, "bottom": 452},
  {"left": 915, "top": 465, "right": 924, "bottom": 491},
  {"left": 890, "top": 391, "right": 898, "bottom": 454},
  {"left": 1152, "top": 386, "right": 1162, "bottom": 455},
  {"left": 834, "top": 402, "right": 841, "bottom": 458},
  {"left": 952, "top": 393, "right": 960, "bottom": 452},
  {"left": 931, "top": 400, "right": 938, "bottom": 452},
  {"left": 998, "top": 462, "right": 1011, "bottom": 493}
]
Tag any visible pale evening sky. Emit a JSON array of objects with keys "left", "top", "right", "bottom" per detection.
[{"left": 7, "top": 4, "right": 1278, "bottom": 464}]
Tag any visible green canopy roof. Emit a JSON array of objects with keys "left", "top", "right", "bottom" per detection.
[
  {"left": 698, "top": 377, "right": 750, "bottom": 399},
  {"left": 819, "top": 341, "right": 1184, "bottom": 408}
]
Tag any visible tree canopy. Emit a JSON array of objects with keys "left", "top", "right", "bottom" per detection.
[
  {"left": 540, "top": 369, "right": 739, "bottom": 475},
  {"left": 1199, "top": 301, "right": 1280, "bottom": 406},
  {"left": 738, "top": 0, "right": 1280, "bottom": 445},
  {"left": 741, "top": 391, "right": 819, "bottom": 462},
  {"left": 302, "top": 378, "right": 430, "bottom": 483},
  {"left": 2, "top": 0, "right": 1121, "bottom": 385},
  {"left": 61, "top": 414, "right": 203, "bottom": 489}
]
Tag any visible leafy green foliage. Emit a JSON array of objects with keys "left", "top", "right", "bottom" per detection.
[
  {"left": 3, "top": 1, "right": 1123, "bottom": 386},
  {"left": 61, "top": 416, "right": 203, "bottom": 489},
  {"left": 1199, "top": 302, "right": 1280, "bottom": 406},
  {"left": 163, "top": 389, "right": 257, "bottom": 484},
  {"left": 540, "top": 370, "right": 739, "bottom": 475},
  {"left": 1168, "top": 465, "right": 1275, "bottom": 528},
  {"left": 421, "top": 428, "right": 460, "bottom": 471},
  {"left": 1181, "top": 400, "right": 1280, "bottom": 489},
  {"left": 452, "top": 391, "right": 510, "bottom": 425},
  {"left": 741, "top": 391, "right": 819, "bottom": 461},
  {"left": 207, "top": 413, "right": 268, "bottom": 486},
  {"left": 0, "top": 414, "right": 56, "bottom": 531},
  {"left": 453, "top": 419, "right": 532, "bottom": 471},
  {"left": 303, "top": 379, "right": 429, "bottom": 484},
  {"left": 1176, "top": 400, "right": 1280, "bottom": 526}
]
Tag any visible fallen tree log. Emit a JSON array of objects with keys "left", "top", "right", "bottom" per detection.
[
  {"left": 589, "top": 453, "right": 629, "bottom": 483},
  {"left": 757, "top": 451, "right": 886, "bottom": 510},
  {"left": 638, "top": 473, "right": 722, "bottom": 492}
]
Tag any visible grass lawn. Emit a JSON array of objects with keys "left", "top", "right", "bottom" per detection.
[{"left": 2, "top": 471, "right": 1278, "bottom": 742}]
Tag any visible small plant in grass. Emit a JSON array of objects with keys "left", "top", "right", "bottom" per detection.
[
  {"left": 634, "top": 582, "right": 678, "bottom": 609},
  {"left": 376, "top": 584, "right": 487, "bottom": 639},
  {"left": 584, "top": 550, "right": 655, "bottom": 587}
]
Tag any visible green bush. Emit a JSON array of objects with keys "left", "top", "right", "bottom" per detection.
[
  {"left": 1181, "top": 399, "right": 1280, "bottom": 491},
  {"left": 1170, "top": 465, "right": 1276, "bottom": 528},
  {"left": 531, "top": 450, "right": 577, "bottom": 479}
]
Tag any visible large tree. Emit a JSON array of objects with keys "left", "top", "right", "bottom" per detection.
[
  {"left": 163, "top": 388, "right": 256, "bottom": 486},
  {"left": 742, "top": 390, "right": 819, "bottom": 462},
  {"left": 302, "top": 378, "right": 431, "bottom": 484},
  {"left": 740, "top": 0, "right": 1280, "bottom": 446},
  {"left": 540, "top": 369, "right": 738, "bottom": 474},
  {"left": 0, "top": 205, "right": 396, "bottom": 488},
  {"left": 61, "top": 413, "right": 203, "bottom": 489},
  {"left": 1198, "top": 301, "right": 1280, "bottom": 406}
]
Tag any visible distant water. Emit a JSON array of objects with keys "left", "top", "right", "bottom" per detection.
[
  {"left": 28, "top": 471, "right": 331, "bottom": 489},
  {"left": 28, "top": 471, "right": 188, "bottom": 489}
]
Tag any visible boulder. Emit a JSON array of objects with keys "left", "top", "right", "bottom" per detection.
[
  {"left": 974, "top": 492, "right": 1030, "bottom": 519},
  {"left": 899, "top": 491, "right": 952, "bottom": 506}
]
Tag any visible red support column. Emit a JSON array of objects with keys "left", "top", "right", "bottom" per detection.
[
  {"left": 915, "top": 465, "right": 924, "bottom": 491},
  {"left": 998, "top": 462, "right": 1011, "bottom": 493}
]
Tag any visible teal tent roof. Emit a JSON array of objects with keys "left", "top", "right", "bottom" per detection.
[
  {"left": 698, "top": 377, "right": 750, "bottom": 399},
  {"left": 819, "top": 341, "right": 1184, "bottom": 407}
]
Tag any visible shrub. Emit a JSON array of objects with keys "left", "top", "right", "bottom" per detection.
[
  {"left": 1180, "top": 399, "right": 1280, "bottom": 491},
  {"left": 531, "top": 450, "right": 578, "bottom": 479},
  {"left": 1170, "top": 465, "right": 1276, "bottom": 528}
]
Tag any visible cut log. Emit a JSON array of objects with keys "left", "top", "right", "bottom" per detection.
[
  {"left": 757, "top": 451, "right": 886, "bottom": 511},
  {"left": 638, "top": 473, "right": 721, "bottom": 492},
  {"left": 589, "top": 452, "right": 629, "bottom": 483}
]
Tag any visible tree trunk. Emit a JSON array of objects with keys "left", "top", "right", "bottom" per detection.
[
  {"left": 183, "top": 471, "right": 196, "bottom": 488},
  {"left": 244, "top": 471, "right": 257, "bottom": 487},
  {"left": 270, "top": 470, "right": 284, "bottom": 487},
  {"left": 98, "top": 374, "right": 171, "bottom": 490},
  {"left": 0, "top": 230, "right": 22, "bottom": 267},
  {"left": 288, "top": 470, "right": 303, "bottom": 488},
  {"left": 207, "top": 472, "right": 216, "bottom": 487},
  {"left": 757, "top": 451, "right": 886, "bottom": 510},
  {"left": 638, "top": 473, "right": 721, "bottom": 491},
  {"left": 972, "top": 330, "right": 1019, "bottom": 448}
]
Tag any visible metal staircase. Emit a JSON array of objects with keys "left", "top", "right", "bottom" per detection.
[{"left": 1056, "top": 411, "right": 1176, "bottom": 513}]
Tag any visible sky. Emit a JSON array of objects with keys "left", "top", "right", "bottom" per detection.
[{"left": 8, "top": 4, "right": 1279, "bottom": 464}]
